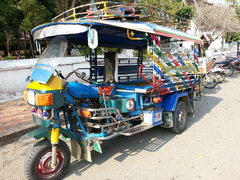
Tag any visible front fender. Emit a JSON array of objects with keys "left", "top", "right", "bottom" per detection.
[
  {"left": 28, "top": 127, "right": 50, "bottom": 139},
  {"left": 27, "top": 127, "right": 79, "bottom": 141}
]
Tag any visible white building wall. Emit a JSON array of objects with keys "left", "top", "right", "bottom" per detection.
[
  {"left": 208, "top": 37, "right": 224, "bottom": 50},
  {"left": 0, "top": 53, "right": 134, "bottom": 96},
  {"left": 0, "top": 57, "right": 89, "bottom": 95}
]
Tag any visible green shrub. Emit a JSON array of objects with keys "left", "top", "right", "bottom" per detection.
[{"left": 5, "top": 55, "right": 16, "bottom": 60}]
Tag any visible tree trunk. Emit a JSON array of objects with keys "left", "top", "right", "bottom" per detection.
[
  {"left": 29, "top": 32, "right": 35, "bottom": 58},
  {"left": 225, "top": 32, "right": 231, "bottom": 43},
  {"left": 3, "top": 43, "right": 7, "bottom": 57},
  {"left": 221, "top": 35, "right": 225, "bottom": 53},
  {"left": 16, "top": 37, "right": 21, "bottom": 58},
  {"left": 23, "top": 32, "right": 27, "bottom": 56},
  {"left": 6, "top": 35, "right": 10, "bottom": 56},
  {"left": 71, "top": 0, "right": 77, "bottom": 8},
  {"left": 56, "top": 0, "right": 65, "bottom": 13},
  {"left": 64, "top": 0, "right": 68, "bottom": 11}
]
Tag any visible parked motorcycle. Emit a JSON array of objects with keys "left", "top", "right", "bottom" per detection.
[
  {"left": 213, "top": 57, "right": 238, "bottom": 77},
  {"left": 199, "top": 58, "right": 226, "bottom": 89},
  {"left": 230, "top": 58, "right": 240, "bottom": 71}
]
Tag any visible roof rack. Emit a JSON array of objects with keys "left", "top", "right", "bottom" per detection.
[{"left": 52, "top": 1, "right": 190, "bottom": 31}]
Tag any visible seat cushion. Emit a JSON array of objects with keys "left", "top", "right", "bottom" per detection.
[{"left": 67, "top": 82, "right": 99, "bottom": 99}]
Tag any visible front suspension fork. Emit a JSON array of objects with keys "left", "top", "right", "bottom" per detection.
[{"left": 50, "top": 128, "right": 60, "bottom": 168}]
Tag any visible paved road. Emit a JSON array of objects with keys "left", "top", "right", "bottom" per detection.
[
  {"left": 0, "top": 99, "right": 35, "bottom": 146},
  {"left": 1, "top": 73, "right": 240, "bottom": 180}
]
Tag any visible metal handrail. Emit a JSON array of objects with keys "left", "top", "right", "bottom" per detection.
[
  {"left": 52, "top": 1, "right": 107, "bottom": 21},
  {"left": 51, "top": 2, "right": 190, "bottom": 30}
]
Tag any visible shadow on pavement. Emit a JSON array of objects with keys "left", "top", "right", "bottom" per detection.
[
  {"left": 65, "top": 95, "right": 222, "bottom": 178},
  {"left": 202, "top": 85, "right": 222, "bottom": 95}
]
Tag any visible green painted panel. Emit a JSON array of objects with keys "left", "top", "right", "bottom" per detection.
[{"left": 100, "top": 97, "right": 135, "bottom": 113}]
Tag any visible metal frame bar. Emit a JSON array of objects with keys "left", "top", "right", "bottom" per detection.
[
  {"left": 73, "top": 106, "right": 142, "bottom": 139},
  {"left": 51, "top": 2, "right": 190, "bottom": 30}
]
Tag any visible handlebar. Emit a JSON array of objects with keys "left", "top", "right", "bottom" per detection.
[
  {"left": 64, "top": 68, "right": 91, "bottom": 83},
  {"left": 55, "top": 70, "right": 65, "bottom": 79}
]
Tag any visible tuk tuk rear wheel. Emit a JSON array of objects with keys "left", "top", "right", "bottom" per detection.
[
  {"left": 24, "top": 139, "right": 70, "bottom": 180},
  {"left": 171, "top": 101, "right": 187, "bottom": 134}
]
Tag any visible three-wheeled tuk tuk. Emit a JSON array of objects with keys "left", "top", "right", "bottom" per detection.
[{"left": 23, "top": 2, "right": 202, "bottom": 179}]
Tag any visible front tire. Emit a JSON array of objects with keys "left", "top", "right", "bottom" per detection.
[
  {"left": 24, "top": 139, "right": 71, "bottom": 180},
  {"left": 215, "top": 72, "right": 226, "bottom": 83},
  {"left": 202, "top": 73, "right": 217, "bottom": 89},
  {"left": 171, "top": 101, "right": 188, "bottom": 134},
  {"left": 225, "top": 66, "right": 234, "bottom": 77}
]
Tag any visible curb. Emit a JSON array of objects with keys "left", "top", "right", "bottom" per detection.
[
  {"left": 0, "top": 125, "right": 38, "bottom": 147},
  {"left": 0, "top": 96, "right": 22, "bottom": 103}
]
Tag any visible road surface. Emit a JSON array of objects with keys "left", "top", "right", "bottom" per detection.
[{"left": 1, "top": 73, "right": 240, "bottom": 180}]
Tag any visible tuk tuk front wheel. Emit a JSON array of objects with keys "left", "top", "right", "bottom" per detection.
[{"left": 24, "top": 139, "right": 70, "bottom": 180}]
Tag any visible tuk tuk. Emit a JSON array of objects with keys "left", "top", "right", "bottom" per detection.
[{"left": 23, "top": 2, "right": 202, "bottom": 179}]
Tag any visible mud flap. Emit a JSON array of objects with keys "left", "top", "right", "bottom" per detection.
[
  {"left": 161, "top": 112, "right": 173, "bottom": 128},
  {"left": 79, "top": 136, "right": 92, "bottom": 162},
  {"left": 70, "top": 139, "right": 82, "bottom": 160}
]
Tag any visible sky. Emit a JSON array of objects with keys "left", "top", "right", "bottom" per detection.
[{"left": 208, "top": 0, "right": 228, "bottom": 4}]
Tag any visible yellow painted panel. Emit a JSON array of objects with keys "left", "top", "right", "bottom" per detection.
[
  {"left": 27, "top": 75, "right": 63, "bottom": 91},
  {"left": 51, "top": 128, "right": 60, "bottom": 144}
]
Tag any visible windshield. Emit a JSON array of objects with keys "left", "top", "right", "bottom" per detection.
[
  {"left": 30, "top": 36, "right": 68, "bottom": 84},
  {"left": 36, "top": 36, "right": 68, "bottom": 68}
]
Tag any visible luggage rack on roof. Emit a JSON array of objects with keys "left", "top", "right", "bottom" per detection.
[{"left": 52, "top": 1, "right": 190, "bottom": 31}]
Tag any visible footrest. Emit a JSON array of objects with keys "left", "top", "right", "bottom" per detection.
[{"left": 120, "top": 123, "right": 154, "bottom": 136}]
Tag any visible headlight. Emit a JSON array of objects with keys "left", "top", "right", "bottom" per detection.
[
  {"left": 24, "top": 90, "right": 53, "bottom": 106},
  {"left": 27, "top": 90, "right": 36, "bottom": 105}
]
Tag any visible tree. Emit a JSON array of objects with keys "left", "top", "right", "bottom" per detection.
[
  {"left": 0, "top": 0, "right": 23, "bottom": 56},
  {"left": 140, "top": 0, "right": 184, "bottom": 14},
  {"left": 225, "top": 0, "right": 240, "bottom": 42},
  {"left": 194, "top": 4, "right": 240, "bottom": 34},
  {"left": 175, "top": 6, "right": 194, "bottom": 20},
  {"left": 39, "top": 0, "right": 57, "bottom": 18},
  {"left": 55, "top": 0, "right": 79, "bottom": 14},
  {"left": 226, "top": 0, "right": 240, "bottom": 6},
  {"left": 0, "top": 0, "right": 11, "bottom": 15},
  {"left": 194, "top": 4, "right": 240, "bottom": 50},
  {"left": 19, "top": 0, "right": 51, "bottom": 57}
]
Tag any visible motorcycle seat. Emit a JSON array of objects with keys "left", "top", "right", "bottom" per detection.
[{"left": 67, "top": 82, "right": 99, "bottom": 99}]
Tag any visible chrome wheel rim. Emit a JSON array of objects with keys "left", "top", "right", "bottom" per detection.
[{"left": 36, "top": 150, "right": 64, "bottom": 178}]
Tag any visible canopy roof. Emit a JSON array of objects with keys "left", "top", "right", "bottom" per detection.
[{"left": 32, "top": 19, "right": 202, "bottom": 49}]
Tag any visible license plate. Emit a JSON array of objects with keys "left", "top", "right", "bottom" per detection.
[{"left": 154, "top": 111, "right": 162, "bottom": 122}]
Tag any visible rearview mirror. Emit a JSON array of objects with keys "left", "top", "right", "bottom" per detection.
[{"left": 88, "top": 28, "right": 98, "bottom": 49}]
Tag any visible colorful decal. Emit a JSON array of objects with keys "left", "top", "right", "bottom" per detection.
[
  {"left": 126, "top": 99, "right": 135, "bottom": 111},
  {"left": 148, "top": 34, "right": 198, "bottom": 94},
  {"left": 93, "top": 140, "right": 102, "bottom": 153}
]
